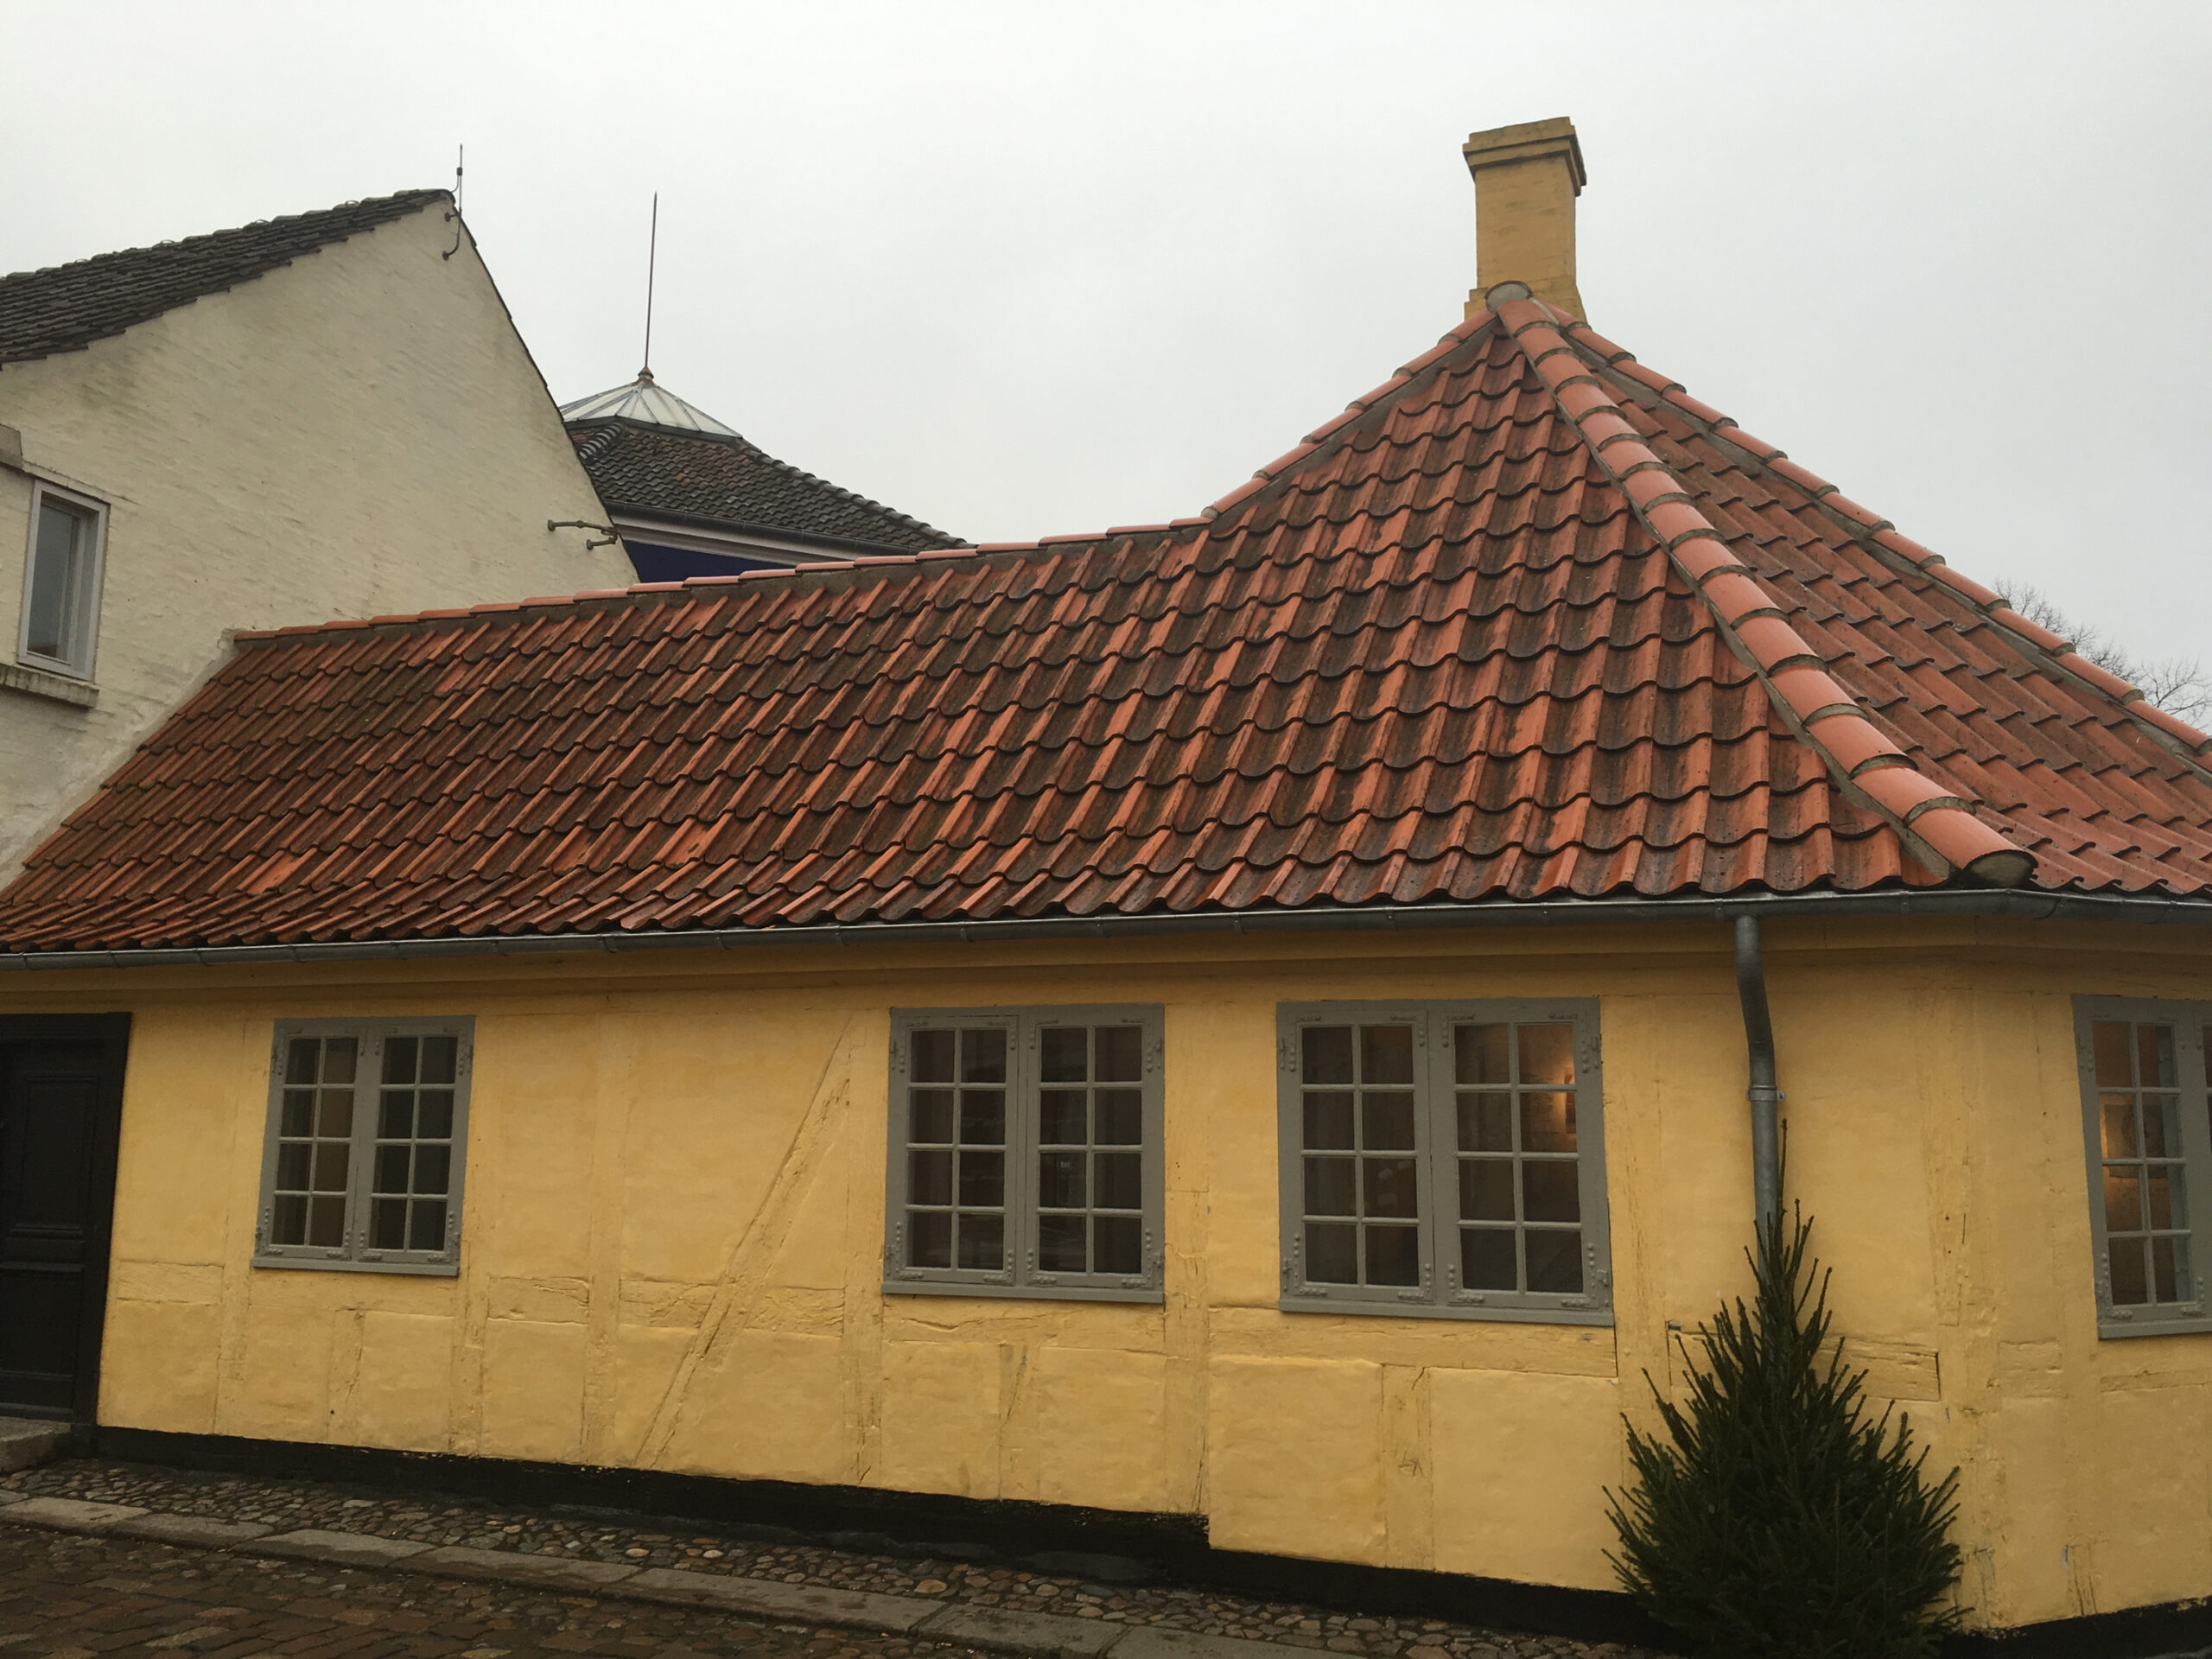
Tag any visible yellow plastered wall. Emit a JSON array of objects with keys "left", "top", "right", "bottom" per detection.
[
  {"left": 19, "top": 914, "right": 2212, "bottom": 1631},
  {"left": 0, "top": 203, "right": 630, "bottom": 870}
]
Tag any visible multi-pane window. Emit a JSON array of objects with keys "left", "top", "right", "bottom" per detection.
[
  {"left": 257, "top": 1020, "right": 473, "bottom": 1274},
  {"left": 18, "top": 486, "right": 105, "bottom": 679},
  {"left": 1277, "top": 1000, "right": 1611, "bottom": 1323},
  {"left": 2076, "top": 998, "right": 2212, "bottom": 1336},
  {"left": 886, "top": 1007, "right": 1162, "bottom": 1301}
]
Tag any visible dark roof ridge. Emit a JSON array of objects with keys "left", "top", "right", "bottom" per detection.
[
  {"left": 1546, "top": 310, "right": 2212, "bottom": 787},
  {"left": 567, "top": 414, "right": 969, "bottom": 547},
  {"left": 0, "top": 188, "right": 449, "bottom": 365},
  {"left": 1485, "top": 283, "right": 2032, "bottom": 888}
]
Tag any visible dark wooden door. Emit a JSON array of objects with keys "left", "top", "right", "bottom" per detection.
[{"left": 0, "top": 1017, "right": 128, "bottom": 1423}]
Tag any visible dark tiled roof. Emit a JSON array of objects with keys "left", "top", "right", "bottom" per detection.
[
  {"left": 571, "top": 418, "right": 965, "bottom": 555},
  {"left": 5, "top": 290, "right": 2211, "bottom": 951},
  {"left": 0, "top": 189, "right": 447, "bottom": 365}
]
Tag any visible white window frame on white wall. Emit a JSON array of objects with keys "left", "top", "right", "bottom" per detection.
[{"left": 17, "top": 481, "right": 108, "bottom": 681}]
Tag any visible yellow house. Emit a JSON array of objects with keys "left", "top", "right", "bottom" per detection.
[
  {"left": 0, "top": 188, "right": 632, "bottom": 873},
  {"left": 3, "top": 122, "right": 2211, "bottom": 1653}
]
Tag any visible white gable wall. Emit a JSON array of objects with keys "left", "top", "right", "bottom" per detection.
[{"left": 0, "top": 201, "right": 628, "bottom": 872}]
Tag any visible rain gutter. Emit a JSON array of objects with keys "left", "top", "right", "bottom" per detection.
[{"left": 2, "top": 887, "right": 2207, "bottom": 972}]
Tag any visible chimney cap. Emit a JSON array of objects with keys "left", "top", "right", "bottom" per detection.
[{"left": 1464, "top": 117, "right": 1586, "bottom": 197}]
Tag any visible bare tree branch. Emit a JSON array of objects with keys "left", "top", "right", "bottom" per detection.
[{"left": 1993, "top": 581, "right": 2211, "bottom": 726}]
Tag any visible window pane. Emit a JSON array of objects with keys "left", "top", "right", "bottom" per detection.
[
  {"left": 308, "top": 1196, "right": 346, "bottom": 1248},
  {"left": 912, "top": 1028, "right": 956, "bottom": 1084},
  {"left": 2152, "top": 1236, "right": 2189, "bottom": 1303},
  {"left": 958, "top": 1090, "right": 1005, "bottom": 1145},
  {"left": 1363, "top": 1157, "right": 1419, "bottom": 1219},
  {"left": 1039, "top": 1212, "right": 1086, "bottom": 1272},
  {"left": 1039, "top": 1027, "right": 1088, "bottom": 1083},
  {"left": 379, "top": 1092, "right": 414, "bottom": 1140},
  {"left": 1093, "top": 1089, "right": 1141, "bottom": 1145},
  {"left": 1306, "top": 1157, "right": 1356, "bottom": 1217},
  {"left": 2143, "top": 1095, "right": 2179, "bottom": 1160},
  {"left": 957, "top": 1149, "right": 1003, "bottom": 1207},
  {"left": 408, "top": 1200, "right": 447, "bottom": 1252},
  {"left": 1461, "top": 1227, "right": 1516, "bottom": 1290},
  {"left": 417, "top": 1090, "right": 454, "bottom": 1140},
  {"left": 1522, "top": 1160, "right": 1581, "bottom": 1223},
  {"left": 419, "top": 1036, "right": 458, "bottom": 1085},
  {"left": 1518, "top": 1024, "right": 1575, "bottom": 1087},
  {"left": 373, "top": 1145, "right": 410, "bottom": 1195},
  {"left": 1363, "top": 1092, "right": 1415, "bottom": 1151},
  {"left": 2110, "top": 1236, "right": 2149, "bottom": 1306},
  {"left": 24, "top": 501, "right": 84, "bottom": 661},
  {"left": 1038, "top": 1150, "right": 1085, "bottom": 1209},
  {"left": 1094, "top": 1214, "right": 1141, "bottom": 1275},
  {"left": 276, "top": 1143, "right": 310, "bottom": 1190},
  {"left": 1304, "top": 1091, "right": 1354, "bottom": 1150},
  {"left": 383, "top": 1036, "right": 419, "bottom": 1085},
  {"left": 317, "top": 1090, "right": 353, "bottom": 1138},
  {"left": 1094, "top": 1151, "right": 1141, "bottom": 1211},
  {"left": 1364, "top": 1224, "right": 1420, "bottom": 1285},
  {"left": 281, "top": 1090, "right": 314, "bottom": 1137},
  {"left": 957, "top": 1213, "right": 1003, "bottom": 1268},
  {"left": 1457, "top": 1092, "right": 1511, "bottom": 1153},
  {"left": 960, "top": 1028, "right": 1007, "bottom": 1084},
  {"left": 2139, "top": 1026, "right": 2177, "bottom": 1089},
  {"left": 2106, "top": 1166, "right": 2144, "bottom": 1233},
  {"left": 1306, "top": 1222, "right": 1358, "bottom": 1283},
  {"left": 1454, "top": 1023, "right": 1510, "bottom": 1086},
  {"left": 272, "top": 1193, "right": 308, "bottom": 1245},
  {"left": 284, "top": 1039, "right": 320, "bottom": 1087},
  {"left": 413, "top": 1143, "right": 450, "bottom": 1197},
  {"left": 311, "top": 1143, "right": 350, "bottom": 1193},
  {"left": 910, "top": 1148, "right": 952, "bottom": 1205},
  {"left": 2100, "top": 1096, "right": 2138, "bottom": 1158},
  {"left": 2092, "top": 1022, "right": 2133, "bottom": 1088},
  {"left": 1096, "top": 1027, "right": 1142, "bottom": 1083},
  {"left": 324, "top": 1039, "right": 358, "bottom": 1084},
  {"left": 910, "top": 1088, "right": 953, "bottom": 1144},
  {"left": 1302, "top": 1026, "right": 1353, "bottom": 1085},
  {"left": 1526, "top": 1230, "right": 1584, "bottom": 1294},
  {"left": 371, "top": 1198, "right": 407, "bottom": 1250},
  {"left": 1039, "top": 1090, "right": 1086, "bottom": 1145},
  {"left": 1460, "top": 1159, "right": 1514, "bottom": 1221},
  {"left": 1361, "top": 1026, "right": 1414, "bottom": 1085},
  {"left": 1520, "top": 1092, "right": 1577, "bottom": 1154},
  {"left": 2145, "top": 1164, "right": 2184, "bottom": 1230},
  {"left": 909, "top": 1211, "right": 950, "bottom": 1268}
]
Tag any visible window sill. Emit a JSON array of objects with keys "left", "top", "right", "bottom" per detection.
[
  {"left": 885, "top": 1279, "right": 1165, "bottom": 1305},
  {"left": 1278, "top": 1294, "right": 1613, "bottom": 1326},
  {"left": 252, "top": 1254, "right": 459, "bottom": 1278},
  {"left": 1, "top": 661, "right": 97, "bottom": 708}
]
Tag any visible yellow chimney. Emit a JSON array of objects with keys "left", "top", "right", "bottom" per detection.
[{"left": 1464, "top": 117, "right": 1587, "bottom": 321}]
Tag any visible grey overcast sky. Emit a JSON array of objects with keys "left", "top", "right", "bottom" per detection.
[{"left": 6, "top": 3, "right": 2208, "bottom": 662}]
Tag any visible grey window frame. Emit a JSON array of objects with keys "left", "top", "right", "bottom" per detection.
[
  {"left": 1275, "top": 998, "right": 1612, "bottom": 1325},
  {"left": 17, "top": 480, "right": 107, "bottom": 681},
  {"left": 884, "top": 1005, "right": 1165, "bottom": 1303},
  {"left": 253, "top": 1018, "right": 475, "bottom": 1277},
  {"left": 2075, "top": 995, "right": 2212, "bottom": 1338}
]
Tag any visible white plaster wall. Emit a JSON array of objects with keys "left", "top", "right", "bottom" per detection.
[{"left": 0, "top": 201, "right": 628, "bottom": 870}]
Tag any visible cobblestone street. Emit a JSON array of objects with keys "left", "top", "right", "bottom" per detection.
[
  {"left": 0, "top": 1525, "right": 950, "bottom": 1659},
  {"left": 0, "top": 1460, "right": 1660, "bottom": 1659}
]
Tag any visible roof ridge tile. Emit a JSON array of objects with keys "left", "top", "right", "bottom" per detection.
[{"left": 1496, "top": 289, "right": 2033, "bottom": 887}]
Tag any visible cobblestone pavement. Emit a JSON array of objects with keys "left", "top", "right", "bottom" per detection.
[
  {"left": 0, "top": 1525, "right": 957, "bottom": 1659},
  {"left": 3, "top": 1460, "right": 1660, "bottom": 1659}
]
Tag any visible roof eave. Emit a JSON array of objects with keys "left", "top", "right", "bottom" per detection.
[{"left": 7, "top": 887, "right": 2208, "bottom": 972}]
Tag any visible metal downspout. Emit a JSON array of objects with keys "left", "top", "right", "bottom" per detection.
[{"left": 1734, "top": 915, "right": 1783, "bottom": 1236}]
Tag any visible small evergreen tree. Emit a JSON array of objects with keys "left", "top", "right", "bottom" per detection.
[{"left": 1606, "top": 1207, "right": 1965, "bottom": 1657}]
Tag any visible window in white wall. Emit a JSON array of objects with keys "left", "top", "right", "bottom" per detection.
[{"left": 19, "top": 485, "right": 106, "bottom": 680}]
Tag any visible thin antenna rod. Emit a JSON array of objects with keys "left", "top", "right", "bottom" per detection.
[
  {"left": 641, "top": 193, "right": 658, "bottom": 379},
  {"left": 455, "top": 144, "right": 464, "bottom": 214}
]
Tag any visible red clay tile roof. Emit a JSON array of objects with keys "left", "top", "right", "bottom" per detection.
[
  {"left": 4, "top": 282, "right": 2211, "bottom": 951},
  {"left": 571, "top": 418, "right": 966, "bottom": 555},
  {"left": 0, "top": 190, "right": 448, "bottom": 366}
]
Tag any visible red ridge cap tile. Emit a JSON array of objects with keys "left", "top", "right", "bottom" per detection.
[
  {"left": 1927, "top": 563, "right": 2005, "bottom": 608},
  {"left": 1166, "top": 517, "right": 1210, "bottom": 529},
  {"left": 2135, "top": 702, "right": 2212, "bottom": 754},
  {"left": 1105, "top": 523, "right": 1174, "bottom": 536},
  {"left": 1302, "top": 410, "right": 1360, "bottom": 445},
  {"left": 1821, "top": 493, "right": 1891, "bottom": 531},
  {"left": 1664, "top": 391, "right": 1733, "bottom": 429},
  {"left": 1206, "top": 477, "right": 1267, "bottom": 518},
  {"left": 974, "top": 541, "right": 1043, "bottom": 553},
  {"left": 1255, "top": 442, "right": 1319, "bottom": 480},
  {"left": 1989, "top": 609, "right": 2070, "bottom": 655},
  {"left": 1034, "top": 534, "right": 1099, "bottom": 547},
  {"left": 1449, "top": 308, "right": 1496, "bottom": 338},
  {"left": 2054, "top": 652, "right": 2140, "bottom": 702},
  {"left": 1344, "top": 374, "right": 1411, "bottom": 411},
  {"left": 1873, "top": 529, "right": 1942, "bottom": 569}
]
